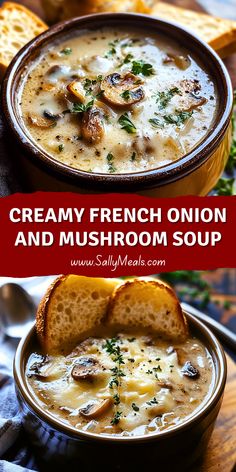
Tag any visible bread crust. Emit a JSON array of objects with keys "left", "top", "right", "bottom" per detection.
[
  {"left": 36, "top": 276, "right": 188, "bottom": 352},
  {"left": 151, "top": 1, "right": 236, "bottom": 55},
  {"left": 36, "top": 275, "right": 66, "bottom": 348},
  {"left": 2, "top": 2, "right": 47, "bottom": 29},
  {"left": 0, "top": 1, "right": 47, "bottom": 79},
  {"left": 107, "top": 278, "right": 188, "bottom": 339}
]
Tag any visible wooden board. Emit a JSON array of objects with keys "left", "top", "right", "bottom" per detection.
[{"left": 196, "top": 354, "right": 236, "bottom": 472}]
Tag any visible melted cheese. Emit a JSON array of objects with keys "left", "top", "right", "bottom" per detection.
[
  {"left": 19, "top": 27, "right": 216, "bottom": 174},
  {"left": 26, "top": 333, "right": 214, "bottom": 437}
]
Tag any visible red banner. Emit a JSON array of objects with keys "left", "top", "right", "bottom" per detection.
[{"left": 0, "top": 192, "right": 235, "bottom": 277}]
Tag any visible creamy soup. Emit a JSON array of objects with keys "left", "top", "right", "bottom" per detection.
[
  {"left": 26, "top": 332, "right": 214, "bottom": 436},
  {"left": 19, "top": 28, "right": 216, "bottom": 174}
]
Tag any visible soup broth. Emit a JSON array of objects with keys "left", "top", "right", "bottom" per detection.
[
  {"left": 26, "top": 332, "right": 214, "bottom": 437},
  {"left": 20, "top": 28, "right": 216, "bottom": 174}
]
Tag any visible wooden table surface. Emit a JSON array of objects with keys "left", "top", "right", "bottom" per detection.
[{"left": 193, "top": 354, "right": 236, "bottom": 472}]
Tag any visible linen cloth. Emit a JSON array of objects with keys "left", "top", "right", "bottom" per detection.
[{"left": 0, "top": 277, "right": 55, "bottom": 471}]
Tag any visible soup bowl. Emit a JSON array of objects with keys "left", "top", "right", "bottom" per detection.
[
  {"left": 14, "top": 311, "right": 226, "bottom": 471},
  {"left": 1, "top": 13, "right": 233, "bottom": 196}
]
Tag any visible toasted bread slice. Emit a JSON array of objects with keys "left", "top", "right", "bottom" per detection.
[
  {"left": 151, "top": 2, "right": 236, "bottom": 57},
  {"left": 42, "top": 0, "right": 153, "bottom": 22},
  {"left": 36, "top": 275, "right": 121, "bottom": 353},
  {"left": 107, "top": 278, "right": 188, "bottom": 340},
  {"left": 0, "top": 2, "right": 47, "bottom": 80}
]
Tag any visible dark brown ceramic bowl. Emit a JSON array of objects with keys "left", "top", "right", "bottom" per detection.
[
  {"left": 14, "top": 311, "right": 226, "bottom": 472},
  {"left": 1, "top": 13, "right": 233, "bottom": 196}
]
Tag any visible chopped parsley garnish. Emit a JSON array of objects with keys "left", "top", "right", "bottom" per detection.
[
  {"left": 128, "top": 358, "right": 135, "bottom": 363},
  {"left": 111, "top": 411, "right": 122, "bottom": 425},
  {"left": 105, "top": 46, "right": 116, "bottom": 58},
  {"left": 130, "top": 152, "right": 136, "bottom": 162},
  {"left": 83, "top": 78, "right": 96, "bottom": 95},
  {"left": 163, "top": 110, "right": 193, "bottom": 126},
  {"left": 58, "top": 144, "right": 64, "bottom": 152},
  {"left": 146, "top": 369, "right": 153, "bottom": 374},
  {"left": 128, "top": 337, "right": 136, "bottom": 342},
  {"left": 121, "top": 90, "right": 131, "bottom": 101},
  {"left": 72, "top": 100, "right": 94, "bottom": 113},
  {"left": 106, "top": 152, "right": 116, "bottom": 173},
  {"left": 131, "top": 60, "right": 154, "bottom": 76},
  {"left": 118, "top": 113, "right": 136, "bottom": 134},
  {"left": 169, "top": 365, "right": 174, "bottom": 368},
  {"left": 150, "top": 110, "right": 192, "bottom": 128},
  {"left": 155, "top": 87, "right": 181, "bottom": 109},
  {"left": 120, "top": 53, "right": 134, "bottom": 66},
  {"left": 146, "top": 397, "right": 158, "bottom": 406},
  {"left": 153, "top": 365, "right": 162, "bottom": 372},
  {"left": 60, "top": 47, "right": 72, "bottom": 55},
  {"left": 149, "top": 118, "right": 164, "bottom": 128},
  {"left": 132, "top": 403, "right": 139, "bottom": 412}
]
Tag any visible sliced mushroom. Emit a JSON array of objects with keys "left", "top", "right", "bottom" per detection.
[
  {"left": 177, "top": 79, "right": 207, "bottom": 111},
  {"left": 101, "top": 72, "right": 145, "bottom": 107},
  {"left": 180, "top": 79, "right": 201, "bottom": 94},
  {"left": 67, "top": 80, "right": 86, "bottom": 103},
  {"left": 81, "top": 107, "right": 104, "bottom": 144},
  {"left": 28, "top": 113, "right": 57, "bottom": 129},
  {"left": 43, "top": 110, "right": 68, "bottom": 121},
  {"left": 27, "top": 355, "right": 54, "bottom": 379},
  {"left": 79, "top": 398, "right": 112, "bottom": 419},
  {"left": 71, "top": 356, "right": 101, "bottom": 381},
  {"left": 163, "top": 53, "right": 191, "bottom": 70},
  {"left": 157, "top": 381, "right": 173, "bottom": 390},
  {"left": 181, "top": 361, "right": 199, "bottom": 379},
  {"left": 42, "top": 83, "right": 56, "bottom": 92}
]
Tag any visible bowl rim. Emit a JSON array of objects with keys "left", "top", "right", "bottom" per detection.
[
  {"left": 2, "top": 12, "right": 233, "bottom": 191},
  {"left": 14, "top": 310, "right": 227, "bottom": 444}
]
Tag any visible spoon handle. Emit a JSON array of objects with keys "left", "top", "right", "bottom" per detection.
[{"left": 181, "top": 303, "right": 236, "bottom": 352}]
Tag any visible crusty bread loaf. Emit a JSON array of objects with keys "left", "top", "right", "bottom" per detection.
[
  {"left": 0, "top": 2, "right": 47, "bottom": 79},
  {"left": 151, "top": 2, "right": 236, "bottom": 57},
  {"left": 41, "top": 0, "right": 236, "bottom": 58},
  {"left": 36, "top": 275, "right": 121, "bottom": 353},
  {"left": 41, "top": 0, "right": 153, "bottom": 23},
  {"left": 107, "top": 278, "right": 188, "bottom": 340}
]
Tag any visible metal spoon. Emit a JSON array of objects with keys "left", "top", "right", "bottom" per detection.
[
  {"left": 182, "top": 302, "right": 236, "bottom": 351},
  {"left": 0, "top": 283, "right": 36, "bottom": 338}
]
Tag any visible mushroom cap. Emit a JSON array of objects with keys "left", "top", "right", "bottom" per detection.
[
  {"left": 71, "top": 356, "right": 101, "bottom": 381},
  {"left": 81, "top": 107, "right": 104, "bottom": 144},
  {"left": 79, "top": 398, "right": 113, "bottom": 419},
  {"left": 101, "top": 72, "right": 145, "bottom": 107}
]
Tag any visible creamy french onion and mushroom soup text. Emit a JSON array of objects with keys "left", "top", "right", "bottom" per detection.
[
  {"left": 26, "top": 333, "right": 214, "bottom": 436},
  {"left": 19, "top": 28, "right": 216, "bottom": 174}
]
